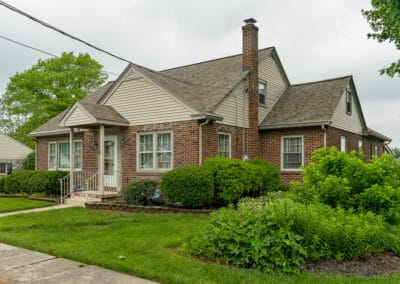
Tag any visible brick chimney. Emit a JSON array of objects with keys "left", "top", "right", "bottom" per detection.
[{"left": 242, "top": 18, "right": 260, "bottom": 159}]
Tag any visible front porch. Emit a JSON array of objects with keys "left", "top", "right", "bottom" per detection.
[{"left": 58, "top": 101, "right": 130, "bottom": 202}]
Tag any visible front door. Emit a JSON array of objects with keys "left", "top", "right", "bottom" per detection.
[{"left": 104, "top": 135, "right": 118, "bottom": 187}]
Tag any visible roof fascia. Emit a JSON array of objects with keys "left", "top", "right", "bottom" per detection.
[
  {"left": 269, "top": 47, "right": 291, "bottom": 87},
  {"left": 260, "top": 120, "right": 331, "bottom": 130}
]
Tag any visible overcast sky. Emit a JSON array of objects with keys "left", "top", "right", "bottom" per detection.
[{"left": 0, "top": 0, "right": 399, "bottom": 147}]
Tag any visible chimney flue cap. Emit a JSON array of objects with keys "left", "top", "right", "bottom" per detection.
[{"left": 244, "top": 18, "right": 257, "bottom": 24}]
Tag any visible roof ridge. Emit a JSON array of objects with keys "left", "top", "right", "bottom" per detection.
[
  {"left": 291, "top": 75, "right": 352, "bottom": 87},
  {"left": 159, "top": 47, "right": 274, "bottom": 72}
]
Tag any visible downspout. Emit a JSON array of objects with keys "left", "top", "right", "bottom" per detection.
[
  {"left": 199, "top": 119, "right": 210, "bottom": 165},
  {"left": 321, "top": 124, "right": 327, "bottom": 147}
]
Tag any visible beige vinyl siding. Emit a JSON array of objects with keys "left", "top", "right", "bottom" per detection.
[
  {"left": 64, "top": 106, "right": 93, "bottom": 127},
  {"left": 331, "top": 91, "right": 363, "bottom": 134},
  {"left": 124, "top": 68, "right": 140, "bottom": 81},
  {"left": 105, "top": 75, "right": 193, "bottom": 125},
  {"left": 258, "top": 56, "right": 288, "bottom": 122},
  {"left": 214, "top": 83, "right": 248, "bottom": 128},
  {"left": 0, "top": 133, "right": 32, "bottom": 160}
]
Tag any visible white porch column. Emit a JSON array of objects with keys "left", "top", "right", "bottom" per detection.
[
  {"left": 98, "top": 124, "right": 105, "bottom": 195},
  {"left": 69, "top": 128, "right": 74, "bottom": 195}
]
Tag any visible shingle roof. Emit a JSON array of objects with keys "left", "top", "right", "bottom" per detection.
[
  {"left": 367, "top": 128, "right": 391, "bottom": 141},
  {"left": 30, "top": 82, "right": 114, "bottom": 136},
  {"left": 79, "top": 102, "right": 128, "bottom": 124},
  {"left": 260, "top": 76, "right": 352, "bottom": 128},
  {"left": 133, "top": 47, "right": 273, "bottom": 112}
]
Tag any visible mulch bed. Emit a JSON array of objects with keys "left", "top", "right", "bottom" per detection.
[{"left": 305, "top": 252, "right": 400, "bottom": 276}]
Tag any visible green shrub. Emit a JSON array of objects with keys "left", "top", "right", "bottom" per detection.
[
  {"left": 121, "top": 179, "right": 158, "bottom": 205},
  {"left": 1, "top": 170, "right": 67, "bottom": 196},
  {"left": 161, "top": 166, "right": 214, "bottom": 208},
  {"left": 316, "top": 175, "right": 352, "bottom": 208},
  {"left": 23, "top": 152, "right": 35, "bottom": 170},
  {"left": 4, "top": 170, "right": 35, "bottom": 194},
  {"left": 184, "top": 200, "right": 306, "bottom": 273},
  {"left": 0, "top": 176, "right": 8, "bottom": 193},
  {"left": 184, "top": 198, "right": 395, "bottom": 273},
  {"left": 249, "top": 158, "right": 281, "bottom": 191},
  {"left": 363, "top": 154, "right": 400, "bottom": 189}
]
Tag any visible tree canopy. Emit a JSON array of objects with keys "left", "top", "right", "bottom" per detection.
[
  {"left": 0, "top": 52, "right": 108, "bottom": 147},
  {"left": 362, "top": 0, "right": 400, "bottom": 77}
]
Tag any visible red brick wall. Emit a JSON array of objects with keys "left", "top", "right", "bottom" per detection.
[
  {"left": 202, "top": 122, "right": 246, "bottom": 161},
  {"left": 326, "top": 127, "right": 385, "bottom": 161},
  {"left": 36, "top": 133, "right": 83, "bottom": 170},
  {"left": 120, "top": 120, "right": 200, "bottom": 186},
  {"left": 261, "top": 127, "right": 324, "bottom": 184}
]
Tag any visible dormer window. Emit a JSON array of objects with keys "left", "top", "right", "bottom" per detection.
[
  {"left": 345, "top": 86, "right": 352, "bottom": 114},
  {"left": 259, "top": 82, "right": 266, "bottom": 105}
]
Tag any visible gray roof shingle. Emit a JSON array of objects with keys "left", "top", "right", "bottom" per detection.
[{"left": 260, "top": 76, "right": 352, "bottom": 128}]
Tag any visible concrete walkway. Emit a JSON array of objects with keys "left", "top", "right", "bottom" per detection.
[
  {"left": 0, "top": 243, "right": 156, "bottom": 283},
  {"left": 0, "top": 203, "right": 79, "bottom": 218}
]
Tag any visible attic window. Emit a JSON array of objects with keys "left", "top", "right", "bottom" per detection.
[
  {"left": 345, "top": 86, "right": 352, "bottom": 114},
  {"left": 259, "top": 82, "right": 266, "bottom": 105}
]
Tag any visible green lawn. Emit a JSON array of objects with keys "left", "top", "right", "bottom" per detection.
[
  {"left": 0, "top": 197, "right": 54, "bottom": 213},
  {"left": 0, "top": 207, "right": 399, "bottom": 283}
]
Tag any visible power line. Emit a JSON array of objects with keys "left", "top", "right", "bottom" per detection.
[
  {"left": 0, "top": 0, "right": 247, "bottom": 91},
  {"left": 0, "top": 33, "right": 119, "bottom": 76}
]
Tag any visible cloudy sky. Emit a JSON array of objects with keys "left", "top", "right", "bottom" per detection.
[{"left": 0, "top": 0, "right": 399, "bottom": 147}]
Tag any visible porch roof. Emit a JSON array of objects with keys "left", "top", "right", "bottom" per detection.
[{"left": 59, "top": 101, "right": 129, "bottom": 128}]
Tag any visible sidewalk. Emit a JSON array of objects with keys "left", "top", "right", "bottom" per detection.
[
  {"left": 0, "top": 203, "right": 78, "bottom": 218},
  {"left": 0, "top": 243, "right": 156, "bottom": 283}
]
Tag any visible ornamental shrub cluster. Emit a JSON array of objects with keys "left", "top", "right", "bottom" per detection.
[
  {"left": 294, "top": 147, "right": 400, "bottom": 223},
  {"left": 0, "top": 170, "right": 67, "bottom": 196},
  {"left": 121, "top": 179, "right": 158, "bottom": 205},
  {"left": 184, "top": 198, "right": 399, "bottom": 273},
  {"left": 160, "top": 157, "right": 281, "bottom": 208}
]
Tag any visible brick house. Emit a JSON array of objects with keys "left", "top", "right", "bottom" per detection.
[{"left": 30, "top": 18, "right": 390, "bottom": 198}]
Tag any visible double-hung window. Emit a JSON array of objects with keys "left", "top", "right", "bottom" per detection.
[
  {"left": 218, "top": 133, "right": 231, "bottom": 157},
  {"left": 282, "top": 136, "right": 303, "bottom": 170},
  {"left": 345, "top": 86, "right": 352, "bottom": 114},
  {"left": 138, "top": 132, "right": 172, "bottom": 170},
  {"left": 48, "top": 140, "right": 82, "bottom": 170},
  {"left": 341, "top": 136, "right": 347, "bottom": 153},
  {"left": 259, "top": 82, "right": 266, "bottom": 105},
  {"left": 0, "top": 163, "right": 6, "bottom": 175}
]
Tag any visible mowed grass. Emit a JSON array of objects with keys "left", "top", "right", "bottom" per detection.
[
  {"left": 0, "top": 197, "right": 54, "bottom": 213},
  {"left": 0, "top": 207, "right": 400, "bottom": 284}
]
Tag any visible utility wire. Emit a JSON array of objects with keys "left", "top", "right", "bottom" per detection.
[
  {"left": 0, "top": 0, "right": 248, "bottom": 91},
  {"left": 0, "top": 33, "right": 120, "bottom": 76}
]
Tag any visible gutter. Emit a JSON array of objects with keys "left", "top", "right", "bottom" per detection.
[
  {"left": 260, "top": 120, "right": 331, "bottom": 130},
  {"left": 199, "top": 119, "right": 210, "bottom": 165},
  {"left": 191, "top": 112, "right": 223, "bottom": 121}
]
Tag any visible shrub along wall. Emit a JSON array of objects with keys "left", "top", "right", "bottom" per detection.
[
  {"left": 0, "top": 170, "right": 68, "bottom": 196},
  {"left": 160, "top": 157, "right": 282, "bottom": 208}
]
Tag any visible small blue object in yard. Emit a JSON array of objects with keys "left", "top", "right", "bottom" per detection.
[{"left": 150, "top": 189, "right": 165, "bottom": 204}]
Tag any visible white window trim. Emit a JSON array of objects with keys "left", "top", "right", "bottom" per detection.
[
  {"left": 358, "top": 140, "right": 363, "bottom": 152},
  {"left": 0, "top": 163, "right": 7, "bottom": 175},
  {"left": 136, "top": 131, "right": 173, "bottom": 172},
  {"left": 345, "top": 87, "right": 352, "bottom": 115},
  {"left": 48, "top": 142, "right": 57, "bottom": 170},
  {"left": 218, "top": 132, "right": 232, "bottom": 158},
  {"left": 281, "top": 135, "right": 304, "bottom": 172},
  {"left": 48, "top": 140, "right": 82, "bottom": 171},
  {"left": 341, "top": 136, "right": 347, "bottom": 153},
  {"left": 374, "top": 146, "right": 379, "bottom": 157},
  {"left": 259, "top": 80, "right": 267, "bottom": 106}
]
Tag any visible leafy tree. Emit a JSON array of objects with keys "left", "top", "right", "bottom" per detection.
[
  {"left": 392, "top": 147, "right": 400, "bottom": 158},
  {"left": 0, "top": 52, "right": 107, "bottom": 147},
  {"left": 362, "top": 0, "right": 400, "bottom": 77}
]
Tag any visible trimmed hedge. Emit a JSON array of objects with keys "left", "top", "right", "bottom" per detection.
[
  {"left": 160, "top": 157, "right": 282, "bottom": 208},
  {"left": 121, "top": 179, "right": 158, "bottom": 205},
  {"left": 161, "top": 166, "right": 214, "bottom": 208},
  {"left": 0, "top": 170, "right": 68, "bottom": 196}
]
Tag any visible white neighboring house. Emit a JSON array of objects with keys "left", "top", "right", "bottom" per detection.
[{"left": 0, "top": 132, "right": 33, "bottom": 176}]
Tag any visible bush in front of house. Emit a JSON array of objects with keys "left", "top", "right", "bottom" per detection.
[
  {"left": 183, "top": 197, "right": 397, "bottom": 273},
  {"left": 161, "top": 166, "right": 214, "bottom": 208},
  {"left": 121, "top": 179, "right": 158, "bottom": 205},
  {"left": 23, "top": 152, "right": 35, "bottom": 170},
  {"left": 0, "top": 170, "right": 68, "bottom": 196},
  {"left": 249, "top": 158, "right": 282, "bottom": 192}
]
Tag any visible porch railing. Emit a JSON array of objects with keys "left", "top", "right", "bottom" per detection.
[{"left": 59, "top": 174, "right": 70, "bottom": 204}]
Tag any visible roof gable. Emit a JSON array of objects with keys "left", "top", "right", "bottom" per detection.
[
  {"left": 0, "top": 133, "right": 32, "bottom": 160},
  {"left": 260, "top": 76, "right": 352, "bottom": 128}
]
